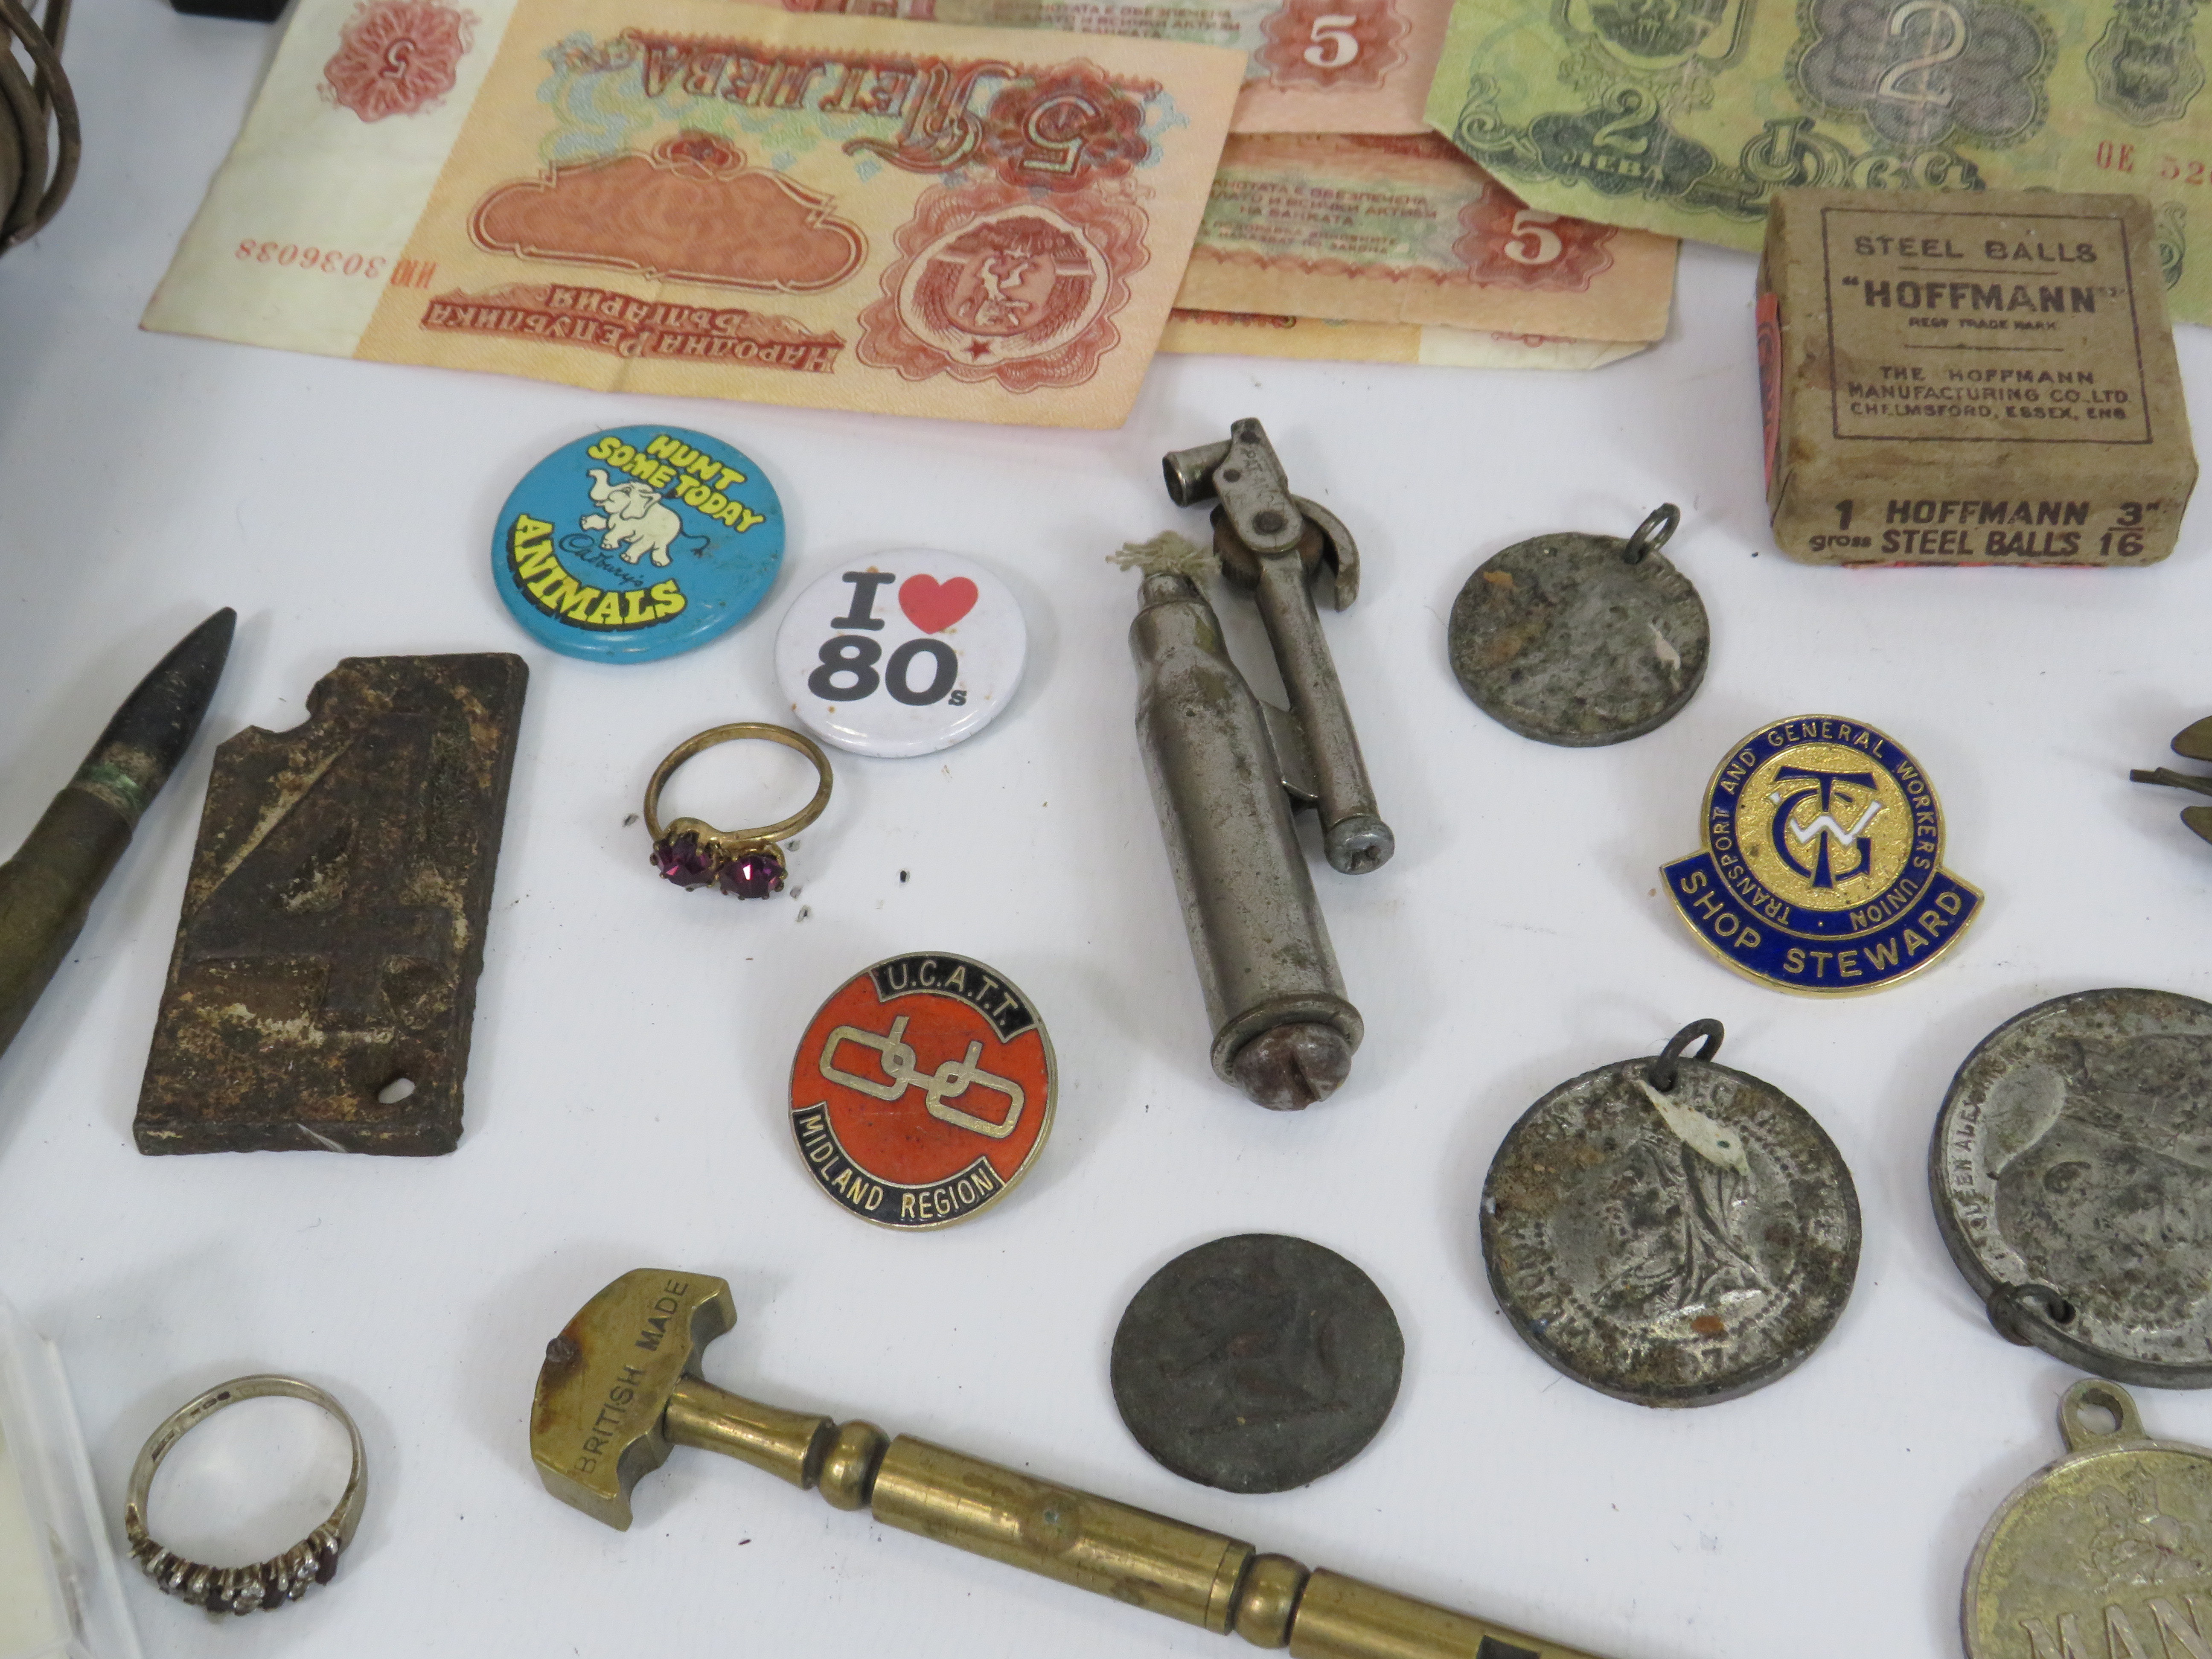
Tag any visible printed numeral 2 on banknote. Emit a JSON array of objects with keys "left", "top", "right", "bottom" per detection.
[{"left": 1422, "top": 0, "right": 2212, "bottom": 323}]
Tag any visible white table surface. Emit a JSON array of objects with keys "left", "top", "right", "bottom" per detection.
[{"left": 8, "top": 7, "right": 2212, "bottom": 1658}]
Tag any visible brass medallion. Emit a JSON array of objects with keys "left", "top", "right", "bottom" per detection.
[{"left": 1965, "top": 1379, "right": 2212, "bottom": 1659}]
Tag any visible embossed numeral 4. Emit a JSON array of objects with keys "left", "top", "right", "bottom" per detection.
[{"left": 183, "top": 713, "right": 451, "bottom": 1022}]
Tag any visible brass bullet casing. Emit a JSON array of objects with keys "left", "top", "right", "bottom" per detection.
[
  {"left": 0, "top": 790, "right": 140, "bottom": 1053},
  {"left": 0, "top": 608, "right": 233, "bottom": 1063},
  {"left": 532, "top": 1270, "right": 1618, "bottom": 1659}
]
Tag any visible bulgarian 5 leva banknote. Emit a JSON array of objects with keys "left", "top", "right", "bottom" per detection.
[
  {"left": 1174, "top": 134, "right": 1676, "bottom": 338},
  {"left": 1423, "top": 0, "right": 2212, "bottom": 322},
  {"left": 743, "top": 0, "right": 1451, "bottom": 131},
  {"left": 1159, "top": 308, "right": 1650, "bottom": 363},
  {"left": 143, "top": 0, "right": 1243, "bottom": 426}
]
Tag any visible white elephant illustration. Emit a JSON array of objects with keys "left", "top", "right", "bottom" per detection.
[{"left": 580, "top": 470, "right": 684, "bottom": 567}]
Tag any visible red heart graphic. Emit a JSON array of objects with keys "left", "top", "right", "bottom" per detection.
[{"left": 899, "top": 574, "right": 978, "bottom": 634}]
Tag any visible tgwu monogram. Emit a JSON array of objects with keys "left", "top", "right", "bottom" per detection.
[{"left": 1769, "top": 764, "right": 1883, "bottom": 888}]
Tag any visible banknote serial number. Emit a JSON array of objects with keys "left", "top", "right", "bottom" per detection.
[
  {"left": 234, "top": 240, "right": 389, "bottom": 277},
  {"left": 2095, "top": 142, "right": 2212, "bottom": 186},
  {"left": 232, "top": 243, "right": 442, "bottom": 291}
]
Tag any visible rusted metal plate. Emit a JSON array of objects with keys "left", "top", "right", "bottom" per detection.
[{"left": 134, "top": 655, "right": 527, "bottom": 1156}]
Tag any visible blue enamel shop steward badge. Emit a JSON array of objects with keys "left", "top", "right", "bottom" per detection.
[
  {"left": 492, "top": 427, "right": 783, "bottom": 662},
  {"left": 1663, "top": 716, "right": 1981, "bottom": 994}
]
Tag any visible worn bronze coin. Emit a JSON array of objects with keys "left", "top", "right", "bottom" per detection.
[
  {"left": 1109, "top": 1234, "right": 1403, "bottom": 1494},
  {"left": 1449, "top": 504, "right": 1708, "bottom": 747},
  {"left": 1932, "top": 987, "right": 2212, "bottom": 1388},
  {"left": 1965, "top": 1378, "right": 2212, "bottom": 1659},
  {"left": 1482, "top": 1020, "right": 1861, "bottom": 1406}
]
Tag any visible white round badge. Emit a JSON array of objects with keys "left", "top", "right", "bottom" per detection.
[{"left": 774, "top": 551, "right": 1026, "bottom": 758}]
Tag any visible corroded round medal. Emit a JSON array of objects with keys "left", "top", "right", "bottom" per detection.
[
  {"left": 1449, "top": 504, "right": 1708, "bottom": 747},
  {"left": 1482, "top": 1021, "right": 1860, "bottom": 1406},
  {"left": 1933, "top": 988, "right": 2212, "bottom": 1387},
  {"left": 1663, "top": 714, "right": 1982, "bottom": 995},
  {"left": 788, "top": 953, "right": 1054, "bottom": 1230},
  {"left": 1110, "top": 1234, "right": 1403, "bottom": 1493},
  {"left": 1965, "top": 1379, "right": 2212, "bottom": 1659}
]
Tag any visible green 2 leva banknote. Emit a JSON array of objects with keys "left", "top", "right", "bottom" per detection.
[{"left": 1424, "top": 0, "right": 2212, "bottom": 320}]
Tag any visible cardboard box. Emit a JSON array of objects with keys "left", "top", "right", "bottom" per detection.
[{"left": 1759, "top": 189, "right": 2196, "bottom": 566}]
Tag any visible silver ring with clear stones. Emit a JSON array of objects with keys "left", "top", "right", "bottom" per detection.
[{"left": 123, "top": 1374, "right": 367, "bottom": 1615}]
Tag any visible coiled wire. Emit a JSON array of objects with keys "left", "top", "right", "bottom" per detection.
[{"left": 0, "top": 0, "right": 76, "bottom": 252}]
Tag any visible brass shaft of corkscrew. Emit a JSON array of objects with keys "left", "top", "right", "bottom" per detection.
[{"left": 534, "top": 1271, "right": 1607, "bottom": 1659}]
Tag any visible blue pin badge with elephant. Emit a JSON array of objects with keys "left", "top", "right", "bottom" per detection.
[{"left": 493, "top": 426, "right": 785, "bottom": 662}]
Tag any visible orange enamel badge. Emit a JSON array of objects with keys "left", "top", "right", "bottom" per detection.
[{"left": 789, "top": 953, "right": 1054, "bottom": 1229}]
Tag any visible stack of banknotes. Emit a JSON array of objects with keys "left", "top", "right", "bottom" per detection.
[
  {"left": 143, "top": 0, "right": 1678, "bottom": 427},
  {"left": 745, "top": 0, "right": 1677, "bottom": 367}
]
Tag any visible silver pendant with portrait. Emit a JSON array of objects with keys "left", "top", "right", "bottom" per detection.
[
  {"left": 1481, "top": 1020, "right": 1861, "bottom": 1406},
  {"left": 1933, "top": 987, "right": 2212, "bottom": 1387}
]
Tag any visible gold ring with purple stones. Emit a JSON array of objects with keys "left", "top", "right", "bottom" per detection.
[{"left": 643, "top": 722, "right": 833, "bottom": 899}]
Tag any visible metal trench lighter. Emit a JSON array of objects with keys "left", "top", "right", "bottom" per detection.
[{"left": 1133, "top": 419, "right": 1391, "bottom": 1111}]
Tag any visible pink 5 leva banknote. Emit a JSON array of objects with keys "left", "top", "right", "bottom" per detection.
[
  {"left": 746, "top": 0, "right": 1452, "bottom": 132},
  {"left": 145, "top": 0, "right": 1244, "bottom": 427},
  {"left": 1159, "top": 308, "right": 1650, "bottom": 367},
  {"left": 1175, "top": 134, "right": 1676, "bottom": 341}
]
